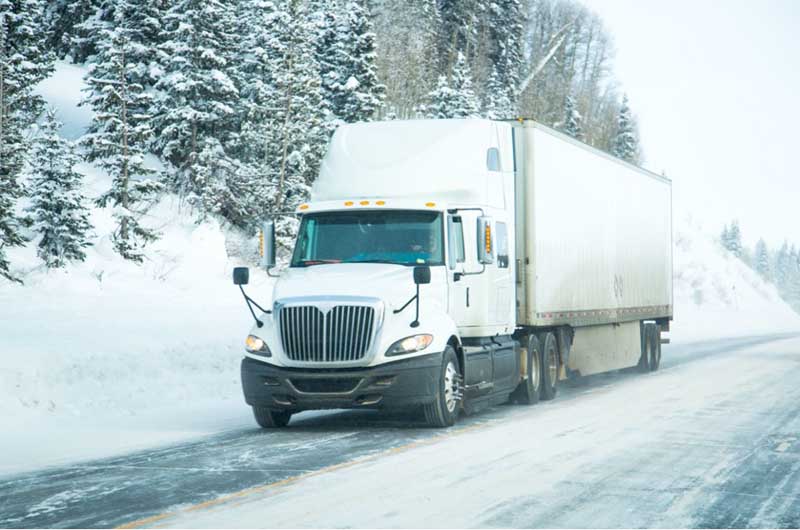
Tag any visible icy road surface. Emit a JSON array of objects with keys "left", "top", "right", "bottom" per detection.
[{"left": 2, "top": 334, "right": 800, "bottom": 528}]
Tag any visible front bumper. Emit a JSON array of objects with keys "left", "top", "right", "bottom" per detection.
[{"left": 241, "top": 352, "right": 442, "bottom": 411}]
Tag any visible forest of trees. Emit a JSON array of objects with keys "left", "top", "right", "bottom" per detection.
[
  {"left": 0, "top": 0, "right": 644, "bottom": 280},
  {"left": 721, "top": 221, "right": 800, "bottom": 313}
]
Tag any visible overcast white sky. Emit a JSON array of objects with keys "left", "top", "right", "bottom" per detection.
[{"left": 583, "top": 0, "right": 799, "bottom": 247}]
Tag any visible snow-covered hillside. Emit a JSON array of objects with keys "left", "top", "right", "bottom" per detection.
[
  {"left": 1, "top": 62, "right": 798, "bottom": 473},
  {"left": 671, "top": 216, "right": 800, "bottom": 341}
]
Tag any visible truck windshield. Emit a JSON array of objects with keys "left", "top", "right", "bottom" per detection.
[{"left": 291, "top": 210, "right": 444, "bottom": 267}]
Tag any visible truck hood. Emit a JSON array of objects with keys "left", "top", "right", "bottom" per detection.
[{"left": 272, "top": 263, "right": 441, "bottom": 311}]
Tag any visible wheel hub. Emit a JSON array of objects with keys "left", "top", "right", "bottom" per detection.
[{"left": 444, "top": 361, "right": 459, "bottom": 413}]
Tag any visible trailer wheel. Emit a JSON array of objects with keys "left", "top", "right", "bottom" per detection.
[
  {"left": 423, "top": 346, "right": 461, "bottom": 428},
  {"left": 638, "top": 324, "right": 651, "bottom": 373},
  {"left": 539, "top": 332, "right": 559, "bottom": 401},
  {"left": 513, "top": 335, "right": 541, "bottom": 405},
  {"left": 648, "top": 325, "right": 661, "bottom": 371},
  {"left": 252, "top": 407, "right": 292, "bottom": 428}
]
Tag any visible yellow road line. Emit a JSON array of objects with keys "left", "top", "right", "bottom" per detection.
[{"left": 117, "top": 422, "right": 487, "bottom": 529}]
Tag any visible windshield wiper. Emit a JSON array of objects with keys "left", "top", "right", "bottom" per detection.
[{"left": 296, "top": 259, "right": 342, "bottom": 267}]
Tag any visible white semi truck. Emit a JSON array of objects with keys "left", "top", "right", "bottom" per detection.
[{"left": 233, "top": 118, "right": 672, "bottom": 428}]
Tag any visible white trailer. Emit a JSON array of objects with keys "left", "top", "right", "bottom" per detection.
[{"left": 233, "top": 118, "right": 672, "bottom": 428}]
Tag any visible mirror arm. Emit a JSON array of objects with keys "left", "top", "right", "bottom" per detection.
[
  {"left": 239, "top": 285, "right": 269, "bottom": 328},
  {"left": 411, "top": 284, "right": 421, "bottom": 328},
  {"left": 393, "top": 292, "right": 418, "bottom": 314}
]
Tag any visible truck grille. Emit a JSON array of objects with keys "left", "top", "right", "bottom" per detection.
[{"left": 278, "top": 305, "right": 376, "bottom": 362}]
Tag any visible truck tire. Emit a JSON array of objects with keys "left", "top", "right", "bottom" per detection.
[
  {"left": 648, "top": 325, "right": 661, "bottom": 371},
  {"left": 638, "top": 324, "right": 651, "bottom": 373},
  {"left": 253, "top": 407, "right": 292, "bottom": 428},
  {"left": 513, "top": 335, "right": 541, "bottom": 405},
  {"left": 539, "top": 332, "right": 559, "bottom": 401},
  {"left": 423, "top": 346, "right": 461, "bottom": 428}
]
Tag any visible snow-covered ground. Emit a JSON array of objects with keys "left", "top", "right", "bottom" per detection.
[{"left": 1, "top": 62, "right": 799, "bottom": 476}]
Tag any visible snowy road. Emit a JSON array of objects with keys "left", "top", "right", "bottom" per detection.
[{"left": 2, "top": 334, "right": 800, "bottom": 528}]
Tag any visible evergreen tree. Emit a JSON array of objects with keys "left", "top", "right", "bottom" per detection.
[
  {"left": 335, "top": 0, "right": 385, "bottom": 122},
  {"left": 775, "top": 241, "right": 791, "bottom": 291},
  {"left": 369, "top": 0, "right": 439, "bottom": 118},
  {"left": 435, "top": 0, "right": 480, "bottom": 71},
  {"left": 485, "top": 0, "right": 522, "bottom": 101},
  {"left": 26, "top": 108, "right": 93, "bottom": 267},
  {"left": 237, "top": 0, "right": 327, "bottom": 248},
  {"left": 563, "top": 95, "right": 583, "bottom": 140},
  {"left": 425, "top": 52, "right": 479, "bottom": 119},
  {"left": 724, "top": 220, "right": 743, "bottom": 258},
  {"left": 45, "top": 0, "right": 103, "bottom": 62},
  {"left": 82, "top": 8, "right": 163, "bottom": 262},
  {"left": 482, "top": 66, "right": 513, "bottom": 120},
  {"left": 310, "top": 0, "right": 341, "bottom": 122},
  {"left": 754, "top": 238, "right": 771, "bottom": 281},
  {"left": 153, "top": 0, "right": 240, "bottom": 220},
  {"left": 0, "top": 0, "right": 53, "bottom": 282},
  {"left": 720, "top": 224, "right": 730, "bottom": 249},
  {"left": 612, "top": 94, "right": 638, "bottom": 162}
]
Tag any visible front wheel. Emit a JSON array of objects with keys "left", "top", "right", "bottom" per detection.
[
  {"left": 423, "top": 346, "right": 461, "bottom": 428},
  {"left": 253, "top": 406, "right": 292, "bottom": 428}
]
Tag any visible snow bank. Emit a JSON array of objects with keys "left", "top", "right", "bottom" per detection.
[
  {"left": 0, "top": 63, "right": 275, "bottom": 473},
  {"left": 671, "top": 215, "right": 800, "bottom": 342}
]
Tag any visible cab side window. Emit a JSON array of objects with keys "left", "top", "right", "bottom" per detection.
[
  {"left": 496, "top": 221, "right": 509, "bottom": 268},
  {"left": 448, "top": 216, "right": 465, "bottom": 269}
]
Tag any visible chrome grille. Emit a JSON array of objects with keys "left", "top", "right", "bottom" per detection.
[{"left": 279, "top": 305, "right": 376, "bottom": 362}]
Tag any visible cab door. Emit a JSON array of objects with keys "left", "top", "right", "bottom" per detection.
[{"left": 446, "top": 213, "right": 483, "bottom": 329}]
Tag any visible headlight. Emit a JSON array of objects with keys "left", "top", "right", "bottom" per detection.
[
  {"left": 245, "top": 335, "right": 271, "bottom": 356},
  {"left": 386, "top": 334, "right": 434, "bottom": 356}
]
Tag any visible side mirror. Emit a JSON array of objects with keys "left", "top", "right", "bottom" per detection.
[
  {"left": 233, "top": 267, "right": 250, "bottom": 286},
  {"left": 413, "top": 265, "right": 431, "bottom": 285},
  {"left": 261, "top": 221, "right": 276, "bottom": 269},
  {"left": 477, "top": 216, "right": 494, "bottom": 264}
]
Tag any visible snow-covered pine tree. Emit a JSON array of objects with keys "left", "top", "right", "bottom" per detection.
[
  {"left": 425, "top": 52, "right": 479, "bottom": 119},
  {"left": 45, "top": 0, "right": 102, "bottom": 61},
  {"left": 334, "top": 0, "right": 385, "bottom": 122},
  {"left": 725, "top": 220, "right": 743, "bottom": 258},
  {"left": 775, "top": 241, "right": 791, "bottom": 291},
  {"left": 563, "top": 94, "right": 583, "bottom": 140},
  {"left": 309, "top": 0, "right": 342, "bottom": 123},
  {"left": 70, "top": 0, "right": 115, "bottom": 64},
  {"left": 482, "top": 65, "right": 513, "bottom": 120},
  {"left": 720, "top": 224, "right": 730, "bottom": 249},
  {"left": 435, "top": 0, "right": 480, "bottom": 72},
  {"left": 236, "top": 0, "right": 327, "bottom": 249},
  {"left": 153, "top": 0, "right": 240, "bottom": 221},
  {"left": 754, "top": 238, "right": 771, "bottom": 281},
  {"left": 611, "top": 94, "right": 638, "bottom": 162},
  {"left": 369, "top": 0, "right": 439, "bottom": 118},
  {"left": 485, "top": 0, "right": 522, "bottom": 104},
  {"left": 0, "top": 0, "right": 53, "bottom": 282},
  {"left": 26, "top": 108, "right": 93, "bottom": 268},
  {"left": 82, "top": 8, "right": 163, "bottom": 262}
]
